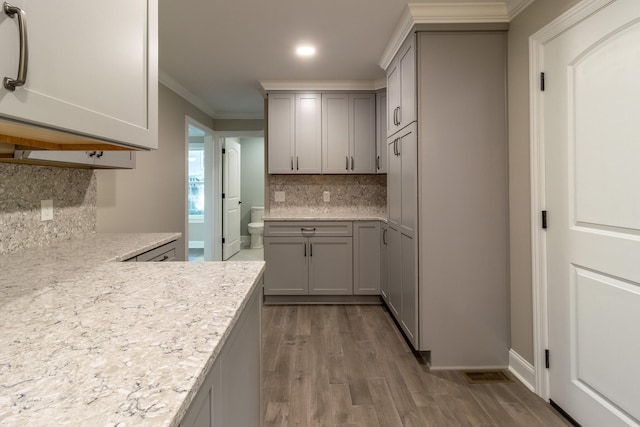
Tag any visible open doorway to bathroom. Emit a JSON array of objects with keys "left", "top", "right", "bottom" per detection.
[
  {"left": 186, "top": 118, "right": 222, "bottom": 262},
  {"left": 218, "top": 132, "right": 265, "bottom": 262}
]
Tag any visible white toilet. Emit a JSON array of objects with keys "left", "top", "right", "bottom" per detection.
[{"left": 247, "top": 206, "right": 265, "bottom": 249}]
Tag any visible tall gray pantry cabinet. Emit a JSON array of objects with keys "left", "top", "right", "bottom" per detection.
[{"left": 384, "top": 29, "right": 508, "bottom": 368}]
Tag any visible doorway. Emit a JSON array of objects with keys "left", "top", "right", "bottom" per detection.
[{"left": 186, "top": 118, "right": 222, "bottom": 261}]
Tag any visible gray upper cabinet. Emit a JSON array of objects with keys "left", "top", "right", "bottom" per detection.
[
  {"left": 0, "top": 1, "right": 157, "bottom": 150},
  {"left": 321, "top": 92, "right": 376, "bottom": 174},
  {"left": 12, "top": 150, "right": 136, "bottom": 169},
  {"left": 267, "top": 93, "right": 322, "bottom": 174},
  {"left": 376, "top": 91, "right": 387, "bottom": 174},
  {"left": 387, "top": 35, "right": 416, "bottom": 138}
]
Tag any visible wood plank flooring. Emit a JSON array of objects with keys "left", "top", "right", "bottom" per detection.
[{"left": 262, "top": 305, "right": 571, "bottom": 427}]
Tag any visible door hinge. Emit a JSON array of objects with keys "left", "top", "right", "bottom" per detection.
[
  {"left": 545, "top": 349, "right": 550, "bottom": 369},
  {"left": 542, "top": 210, "right": 548, "bottom": 229},
  {"left": 222, "top": 148, "right": 226, "bottom": 154},
  {"left": 222, "top": 237, "right": 225, "bottom": 244},
  {"left": 222, "top": 193, "right": 225, "bottom": 199},
  {"left": 540, "top": 72, "right": 545, "bottom": 92}
]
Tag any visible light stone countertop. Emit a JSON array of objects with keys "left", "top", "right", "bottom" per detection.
[
  {"left": 0, "top": 233, "right": 265, "bottom": 427},
  {"left": 264, "top": 207, "right": 387, "bottom": 222}
]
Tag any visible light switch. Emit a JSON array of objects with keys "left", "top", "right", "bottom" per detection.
[
  {"left": 41, "top": 199, "right": 53, "bottom": 221},
  {"left": 275, "top": 191, "right": 285, "bottom": 202},
  {"left": 323, "top": 191, "right": 330, "bottom": 202}
]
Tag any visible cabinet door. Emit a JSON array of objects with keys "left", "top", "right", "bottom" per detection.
[
  {"left": 380, "top": 223, "right": 389, "bottom": 302},
  {"left": 386, "top": 58, "right": 401, "bottom": 138},
  {"left": 268, "top": 94, "right": 295, "bottom": 173},
  {"left": 350, "top": 93, "right": 376, "bottom": 174},
  {"left": 322, "top": 93, "right": 350, "bottom": 173},
  {"left": 0, "top": 1, "right": 157, "bottom": 149},
  {"left": 295, "top": 93, "right": 322, "bottom": 173},
  {"left": 354, "top": 222, "right": 381, "bottom": 295},
  {"left": 387, "top": 137, "right": 402, "bottom": 227},
  {"left": 398, "top": 124, "right": 417, "bottom": 236},
  {"left": 399, "top": 36, "right": 416, "bottom": 129},
  {"left": 264, "top": 237, "right": 308, "bottom": 294},
  {"left": 387, "top": 225, "right": 401, "bottom": 317},
  {"left": 400, "top": 233, "right": 418, "bottom": 347},
  {"left": 376, "top": 91, "right": 388, "bottom": 174},
  {"left": 308, "top": 237, "right": 353, "bottom": 295}
]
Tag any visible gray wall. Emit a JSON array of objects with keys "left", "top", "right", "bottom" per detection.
[
  {"left": 239, "top": 137, "right": 265, "bottom": 238},
  {"left": 507, "top": 0, "right": 581, "bottom": 364},
  {"left": 96, "top": 83, "right": 214, "bottom": 261}
]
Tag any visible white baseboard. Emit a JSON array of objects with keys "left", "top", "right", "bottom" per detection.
[
  {"left": 189, "top": 241, "right": 204, "bottom": 249},
  {"left": 508, "top": 349, "right": 536, "bottom": 392}
]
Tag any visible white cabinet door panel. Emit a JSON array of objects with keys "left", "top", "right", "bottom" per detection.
[
  {"left": 308, "top": 237, "right": 353, "bottom": 295},
  {"left": 267, "top": 94, "right": 295, "bottom": 173},
  {"left": 295, "top": 93, "right": 321, "bottom": 173},
  {"left": 350, "top": 93, "right": 376, "bottom": 174},
  {"left": 0, "top": 1, "right": 157, "bottom": 149},
  {"left": 322, "top": 93, "right": 350, "bottom": 173}
]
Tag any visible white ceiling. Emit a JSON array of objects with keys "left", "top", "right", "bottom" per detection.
[{"left": 158, "top": 0, "right": 527, "bottom": 119}]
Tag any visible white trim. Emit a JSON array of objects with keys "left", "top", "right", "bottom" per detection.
[
  {"left": 378, "top": 6, "right": 415, "bottom": 70},
  {"left": 506, "top": 0, "right": 535, "bottom": 20},
  {"left": 188, "top": 241, "right": 204, "bottom": 249},
  {"left": 259, "top": 80, "right": 378, "bottom": 92},
  {"left": 529, "top": 0, "right": 616, "bottom": 401},
  {"left": 508, "top": 349, "right": 536, "bottom": 392}
]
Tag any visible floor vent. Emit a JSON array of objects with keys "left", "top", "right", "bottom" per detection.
[{"left": 462, "top": 370, "right": 513, "bottom": 384}]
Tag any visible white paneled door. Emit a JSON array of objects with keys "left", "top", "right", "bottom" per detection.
[
  {"left": 222, "top": 140, "right": 241, "bottom": 260},
  {"left": 544, "top": 1, "right": 640, "bottom": 425}
]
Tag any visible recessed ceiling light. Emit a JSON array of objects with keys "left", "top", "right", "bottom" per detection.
[{"left": 296, "top": 45, "right": 316, "bottom": 57}]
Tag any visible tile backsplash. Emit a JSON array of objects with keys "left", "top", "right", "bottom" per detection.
[
  {"left": 268, "top": 174, "right": 386, "bottom": 215},
  {"left": 0, "top": 164, "right": 96, "bottom": 255}
]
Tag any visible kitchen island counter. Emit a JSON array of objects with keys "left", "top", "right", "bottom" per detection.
[{"left": 0, "top": 233, "right": 265, "bottom": 426}]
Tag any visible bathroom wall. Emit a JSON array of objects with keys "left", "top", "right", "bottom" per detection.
[
  {"left": 268, "top": 174, "right": 386, "bottom": 215},
  {"left": 240, "top": 137, "right": 265, "bottom": 240},
  {"left": 0, "top": 164, "right": 96, "bottom": 255}
]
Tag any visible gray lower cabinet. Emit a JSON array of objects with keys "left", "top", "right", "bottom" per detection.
[
  {"left": 353, "top": 221, "right": 381, "bottom": 295},
  {"left": 124, "top": 240, "right": 177, "bottom": 262},
  {"left": 264, "top": 221, "right": 353, "bottom": 295},
  {"left": 180, "top": 282, "right": 262, "bottom": 427}
]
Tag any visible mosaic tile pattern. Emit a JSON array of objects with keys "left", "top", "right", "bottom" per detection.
[
  {"left": 269, "top": 174, "right": 386, "bottom": 216},
  {"left": 0, "top": 164, "right": 96, "bottom": 254}
]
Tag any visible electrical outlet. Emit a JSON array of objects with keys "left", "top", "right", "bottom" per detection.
[
  {"left": 41, "top": 199, "right": 53, "bottom": 221},
  {"left": 275, "top": 191, "right": 285, "bottom": 202},
  {"left": 323, "top": 191, "right": 330, "bottom": 202}
]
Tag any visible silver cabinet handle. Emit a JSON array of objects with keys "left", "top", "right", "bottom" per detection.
[
  {"left": 351, "top": 156, "right": 354, "bottom": 170},
  {"left": 345, "top": 156, "right": 349, "bottom": 170},
  {"left": 383, "top": 229, "right": 387, "bottom": 245},
  {"left": 3, "top": 2, "right": 28, "bottom": 91},
  {"left": 304, "top": 243, "right": 307, "bottom": 257},
  {"left": 397, "top": 106, "right": 402, "bottom": 125},
  {"left": 396, "top": 138, "right": 401, "bottom": 156},
  {"left": 296, "top": 156, "right": 299, "bottom": 171},
  {"left": 290, "top": 156, "right": 293, "bottom": 171},
  {"left": 377, "top": 155, "right": 380, "bottom": 170},
  {"left": 310, "top": 243, "right": 313, "bottom": 257},
  {"left": 301, "top": 227, "right": 316, "bottom": 232}
]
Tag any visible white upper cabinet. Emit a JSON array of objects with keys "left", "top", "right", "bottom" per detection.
[
  {"left": 0, "top": 1, "right": 158, "bottom": 149},
  {"left": 387, "top": 35, "right": 416, "bottom": 137},
  {"left": 268, "top": 93, "right": 321, "bottom": 174},
  {"left": 322, "top": 93, "right": 375, "bottom": 174}
]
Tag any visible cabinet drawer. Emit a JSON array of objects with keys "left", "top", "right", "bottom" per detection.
[
  {"left": 265, "top": 221, "right": 353, "bottom": 237},
  {"left": 127, "top": 241, "right": 177, "bottom": 262}
]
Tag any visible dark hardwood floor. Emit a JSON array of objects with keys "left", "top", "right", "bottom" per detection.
[{"left": 262, "top": 304, "right": 571, "bottom": 427}]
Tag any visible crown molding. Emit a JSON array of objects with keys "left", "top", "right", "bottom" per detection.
[
  {"left": 159, "top": 70, "right": 217, "bottom": 118},
  {"left": 260, "top": 80, "right": 378, "bottom": 92},
  {"left": 379, "top": 1, "right": 535, "bottom": 70}
]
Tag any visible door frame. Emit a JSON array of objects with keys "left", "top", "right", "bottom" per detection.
[
  {"left": 529, "top": 0, "right": 617, "bottom": 400},
  {"left": 185, "top": 116, "right": 223, "bottom": 261}
]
